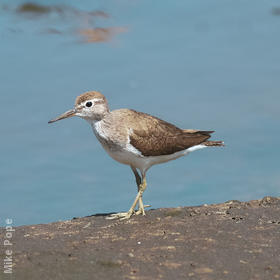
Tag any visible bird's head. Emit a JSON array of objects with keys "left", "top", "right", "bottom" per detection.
[{"left": 48, "top": 91, "right": 109, "bottom": 124}]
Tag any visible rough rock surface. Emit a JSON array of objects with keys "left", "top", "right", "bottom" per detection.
[{"left": 1, "top": 196, "right": 280, "bottom": 280}]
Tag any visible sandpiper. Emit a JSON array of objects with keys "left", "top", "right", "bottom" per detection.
[{"left": 49, "top": 91, "right": 224, "bottom": 220}]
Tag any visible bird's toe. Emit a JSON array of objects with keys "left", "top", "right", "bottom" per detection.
[{"left": 106, "top": 211, "right": 133, "bottom": 220}]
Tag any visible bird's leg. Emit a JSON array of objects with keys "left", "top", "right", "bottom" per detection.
[
  {"left": 131, "top": 167, "right": 151, "bottom": 215},
  {"left": 135, "top": 176, "right": 148, "bottom": 216},
  {"left": 131, "top": 166, "right": 145, "bottom": 214},
  {"left": 106, "top": 171, "right": 148, "bottom": 220},
  {"left": 106, "top": 187, "right": 143, "bottom": 220}
]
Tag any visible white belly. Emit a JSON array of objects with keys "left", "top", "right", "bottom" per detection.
[{"left": 105, "top": 144, "right": 207, "bottom": 174}]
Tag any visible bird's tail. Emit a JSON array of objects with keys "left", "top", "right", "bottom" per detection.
[{"left": 202, "top": 141, "right": 225, "bottom": 147}]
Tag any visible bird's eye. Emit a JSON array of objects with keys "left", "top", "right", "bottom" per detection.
[{"left": 86, "top": 101, "right": 92, "bottom": 107}]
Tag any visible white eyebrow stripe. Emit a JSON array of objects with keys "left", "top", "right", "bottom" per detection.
[
  {"left": 83, "top": 98, "right": 104, "bottom": 106},
  {"left": 93, "top": 98, "right": 104, "bottom": 104}
]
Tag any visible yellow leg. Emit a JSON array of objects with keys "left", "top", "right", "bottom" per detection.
[
  {"left": 135, "top": 177, "right": 150, "bottom": 215},
  {"left": 136, "top": 196, "right": 145, "bottom": 215},
  {"left": 131, "top": 166, "right": 150, "bottom": 214},
  {"left": 131, "top": 167, "right": 144, "bottom": 212},
  {"left": 106, "top": 174, "right": 148, "bottom": 220}
]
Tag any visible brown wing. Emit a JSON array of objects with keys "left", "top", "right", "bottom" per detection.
[{"left": 128, "top": 111, "right": 213, "bottom": 156}]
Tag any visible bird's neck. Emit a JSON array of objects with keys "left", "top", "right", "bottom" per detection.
[
  {"left": 85, "top": 108, "right": 110, "bottom": 124},
  {"left": 90, "top": 116, "right": 109, "bottom": 144}
]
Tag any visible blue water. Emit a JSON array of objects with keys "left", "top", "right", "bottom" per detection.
[{"left": 1, "top": 0, "right": 280, "bottom": 226}]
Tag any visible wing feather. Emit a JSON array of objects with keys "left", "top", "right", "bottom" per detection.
[{"left": 128, "top": 111, "right": 212, "bottom": 156}]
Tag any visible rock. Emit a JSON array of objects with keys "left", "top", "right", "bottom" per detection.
[{"left": 1, "top": 197, "right": 280, "bottom": 280}]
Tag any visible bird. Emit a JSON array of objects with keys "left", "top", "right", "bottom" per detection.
[{"left": 48, "top": 91, "right": 224, "bottom": 220}]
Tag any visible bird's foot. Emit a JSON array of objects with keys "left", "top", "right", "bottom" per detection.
[
  {"left": 135, "top": 204, "right": 151, "bottom": 216},
  {"left": 106, "top": 210, "right": 134, "bottom": 220}
]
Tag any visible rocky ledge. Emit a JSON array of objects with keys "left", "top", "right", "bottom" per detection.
[{"left": 1, "top": 196, "right": 280, "bottom": 280}]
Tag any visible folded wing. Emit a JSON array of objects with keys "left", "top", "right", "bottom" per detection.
[{"left": 128, "top": 111, "right": 213, "bottom": 156}]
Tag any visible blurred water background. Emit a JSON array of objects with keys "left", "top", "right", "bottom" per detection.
[{"left": 1, "top": 0, "right": 280, "bottom": 226}]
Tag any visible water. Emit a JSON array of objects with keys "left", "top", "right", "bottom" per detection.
[{"left": 1, "top": 0, "right": 280, "bottom": 226}]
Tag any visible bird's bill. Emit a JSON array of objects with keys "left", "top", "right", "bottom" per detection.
[{"left": 48, "top": 109, "right": 76, "bottom": 124}]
